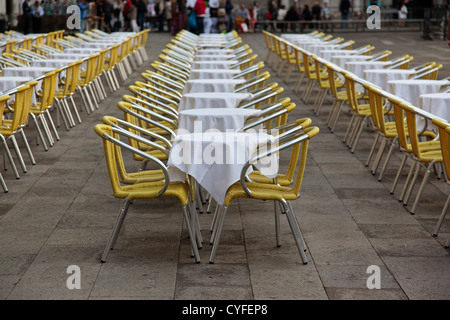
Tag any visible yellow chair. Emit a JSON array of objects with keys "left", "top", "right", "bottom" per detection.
[
  {"left": 388, "top": 96, "right": 443, "bottom": 214},
  {"left": 29, "top": 70, "right": 60, "bottom": 151},
  {"left": 78, "top": 53, "right": 101, "bottom": 114},
  {"left": 430, "top": 118, "right": 450, "bottom": 247},
  {"left": 300, "top": 50, "right": 329, "bottom": 104},
  {"left": 209, "top": 125, "right": 320, "bottom": 264},
  {"left": 262, "top": 30, "right": 276, "bottom": 67},
  {"left": 324, "top": 62, "right": 351, "bottom": 132},
  {"left": 341, "top": 72, "right": 373, "bottom": 154},
  {"left": 103, "top": 44, "right": 121, "bottom": 93},
  {"left": 0, "top": 82, "right": 38, "bottom": 177},
  {"left": 292, "top": 45, "right": 306, "bottom": 93},
  {"left": 93, "top": 123, "right": 201, "bottom": 263},
  {"left": 0, "top": 94, "right": 11, "bottom": 192},
  {"left": 54, "top": 60, "right": 83, "bottom": 130}
]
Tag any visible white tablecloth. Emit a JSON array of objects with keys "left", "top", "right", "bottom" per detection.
[
  {"left": 2, "top": 67, "right": 54, "bottom": 79},
  {"left": 330, "top": 54, "right": 372, "bottom": 68},
  {"left": 182, "top": 79, "right": 246, "bottom": 94},
  {"left": 196, "top": 49, "right": 234, "bottom": 55},
  {"left": 420, "top": 93, "right": 450, "bottom": 122},
  {"left": 364, "top": 69, "right": 416, "bottom": 88},
  {"left": 387, "top": 79, "right": 449, "bottom": 108},
  {"left": 178, "top": 92, "right": 253, "bottom": 112},
  {"left": 167, "top": 132, "right": 278, "bottom": 204},
  {"left": 188, "top": 68, "right": 241, "bottom": 80},
  {"left": 64, "top": 48, "right": 100, "bottom": 54},
  {"left": 31, "top": 59, "right": 75, "bottom": 68},
  {"left": 194, "top": 54, "right": 236, "bottom": 61},
  {"left": 345, "top": 61, "right": 392, "bottom": 79},
  {"left": 319, "top": 49, "right": 358, "bottom": 61},
  {"left": 191, "top": 60, "right": 239, "bottom": 70},
  {"left": 47, "top": 53, "right": 90, "bottom": 60},
  {"left": 0, "top": 76, "right": 34, "bottom": 103},
  {"left": 177, "top": 108, "right": 260, "bottom": 133}
]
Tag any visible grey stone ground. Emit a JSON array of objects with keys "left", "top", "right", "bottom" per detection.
[{"left": 0, "top": 30, "right": 449, "bottom": 300}]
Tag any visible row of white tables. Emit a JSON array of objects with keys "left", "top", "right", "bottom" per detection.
[
  {"left": 282, "top": 33, "right": 450, "bottom": 126},
  {"left": 166, "top": 34, "right": 276, "bottom": 205}
]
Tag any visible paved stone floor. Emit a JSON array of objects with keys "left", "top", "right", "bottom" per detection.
[{"left": 0, "top": 30, "right": 449, "bottom": 300}]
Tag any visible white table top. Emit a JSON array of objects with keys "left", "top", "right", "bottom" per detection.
[
  {"left": 364, "top": 69, "right": 416, "bottom": 88},
  {"left": 194, "top": 54, "right": 236, "bottom": 61},
  {"left": 345, "top": 61, "right": 392, "bottom": 79},
  {"left": 388, "top": 79, "right": 449, "bottom": 108},
  {"left": 64, "top": 48, "right": 100, "bottom": 54},
  {"left": 196, "top": 49, "right": 234, "bottom": 55},
  {"left": 191, "top": 60, "right": 239, "bottom": 70},
  {"left": 188, "top": 68, "right": 241, "bottom": 80},
  {"left": 319, "top": 49, "right": 358, "bottom": 61},
  {"left": 167, "top": 131, "right": 278, "bottom": 204},
  {"left": 330, "top": 54, "right": 372, "bottom": 68},
  {"left": 2, "top": 66, "right": 55, "bottom": 79},
  {"left": 31, "top": 59, "right": 75, "bottom": 68},
  {"left": 177, "top": 108, "right": 260, "bottom": 133},
  {"left": 420, "top": 92, "right": 450, "bottom": 123},
  {"left": 178, "top": 92, "right": 253, "bottom": 112},
  {"left": 183, "top": 79, "right": 246, "bottom": 94}
]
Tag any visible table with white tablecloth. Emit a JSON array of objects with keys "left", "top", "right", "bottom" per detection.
[
  {"left": 363, "top": 69, "right": 416, "bottom": 88},
  {"left": 345, "top": 61, "right": 392, "bottom": 79},
  {"left": 330, "top": 54, "right": 373, "bottom": 68},
  {"left": 0, "top": 76, "right": 34, "bottom": 103},
  {"left": 178, "top": 92, "right": 253, "bottom": 111},
  {"left": 167, "top": 131, "right": 278, "bottom": 204},
  {"left": 188, "top": 68, "right": 241, "bottom": 80},
  {"left": 194, "top": 54, "right": 236, "bottom": 61},
  {"left": 182, "top": 79, "right": 246, "bottom": 94},
  {"left": 31, "top": 59, "right": 78, "bottom": 69},
  {"left": 319, "top": 49, "right": 358, "bottom": 61},
  {"left": 387, "top": 79, "right": 449, "bottom": 108},
  {"left": 177, "top": 108, "right": 260, "bottom": 133},
  {"left": 196, "top": 49, "right": 234, "bottom": 55},
  {"left": 420, "top": 93, "right": 450, "bottom": 123},
  {"left": 191, "top": 60, "right": 239, "bottom": 70}
]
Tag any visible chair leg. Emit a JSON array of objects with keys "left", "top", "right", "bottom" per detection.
[
  {"left": 182, "top": 204, "right": 201, "bottom": 263},
  {"left": 19, "top": 128, "right": 36, "bottom": 165},
  {"left": 350, "top": 116, "right": 367, "bottom": 153},
  {"left": 10, "top": 135, "right": 27, "bottom": 173},
  {"left": 274, "top": 200, "right": 281, "bottom": 248},
  {"left": 371, "top": 138, "right": 387, "bottom": 175},
  {"left": 294, "top": 73, "right": 305, "bottom": 93},
  {"left": 402, "top": 161, "right": 420, "bottom": 205},
  {"left": 283, "top": 200, "right": 308, "bottom": 264},
  {"left": 0, "top": 171, "right": 7, "bottom": 193},
  {"left": 390, "top": 152, "right": 408, "bottom": 195},
  {"left": 410, "top": 161, "right": 434, "bottom": 214},
  {"left": 45, "top": 109, "right": 60, "bottom": 141},
  {"left": 329, "top": 101, "right": 344, "bottom": 132},
  {"left": 366, "top": 132, "right": 381, "bottom": 167},
  {"left": 30, "top": 113, "right": 48, "bottom": 151},
  {"left": 378, "top": 138, "right": 397, "bottom": 182},
  {"left": 101, "top": 198, "right": 132, "bottom": 263},
  {"left": 432, "top": 193, "right": 450, "bottom": 237},
  {"left": 1, "top": 135, "right": 20, "bottom": 179},
  {"left": 209, "top": 205, "right": 228, "bottom": 264}
]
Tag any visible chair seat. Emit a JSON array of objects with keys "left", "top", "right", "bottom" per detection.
[{"left": 117, "top": 181, "right": 190, "bottom": 204}]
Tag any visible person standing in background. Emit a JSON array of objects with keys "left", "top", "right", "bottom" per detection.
[
  {"left": 225, "top": 0, "right": 233, "bottom": 32},
  {"left": 339, "top": 0, "right": 351, "bottom": 29},
  {"left": 137, "top": 0, "right": 148, "bottom": 30},
  {"left": 78, "top": 0, "right": 88, "bottom": 32},
  {"left": 129, "top": 0, "right": 140, "bottom": 31},
  {"left": 103, "top": 0, "right": 114, "bottom": 32},
  {"left": 32, "top": 1, "right": 44, "bottom": 33},
  {"left": 194, "top": 0, "right": 206, "bottom": 34},
  {"left": 22, "top": 0, "right": 33, "bottom": 34},
  {"left": 165, "top": 0, "right": 172, "bottom": 32},
  {"left": 247, "top": 4, "right": 256, "bottom": 32}
]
